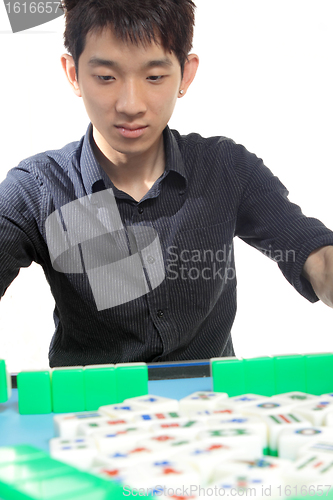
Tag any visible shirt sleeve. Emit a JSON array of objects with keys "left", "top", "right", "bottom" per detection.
[
  {"left": 232, "top": 141, "right": 333, "bottom": 303},
  {"left": 0, "top": 162, "right": 46, "bottom": 298}
]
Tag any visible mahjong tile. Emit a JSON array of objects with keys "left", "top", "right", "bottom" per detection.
[
  {"left": 261, "top": 413, "right": 311, "bottom": 456},
  {"left": 77, "top": 417, "right": 133, "bottom": 436},
  {"left": 174, "top": 440, "right": 244, "bottom": 485},
  {"left": 211, "top": 456, "right": 292, "bottom": 484},
  {"left": 98, "top": 403, "right": 144, "bottom": 420},
  {"left": 187, "top": 408, "right": 242, "bottom": 423},
  {"left": 196, "top": 428, "right": 263, "bottom": 457},
  {"left": 132, "top": 411, "right": 184, "bottom": 428},
  {"left": 92, "top": 426, "right": 150, "bottom": 453},
  {"left": 150, "top": 419, "right": 205, "bottom": 437},
  {"left": 291, "top": 399, "right": 333, "bottom": 426},
  {"left": 178, "top": 391, "right": 228, "bottom": 415},
  {"left": 206, "top": 416, "right": 267, "bottom": 452},
  {"left": 242, "top": 400, "right": 296, "bottom": 418},
  {"left": 278, "top": 426, "right": 333, "bottom": 460},
  {"left": 324, "top": 411, "right": 333, "bottom": 426},
  {"left": 136, "top": 434, "right": 193, "bottom": 455},
  {"left": 133, "top": 459, "right": 200, "bottom": 489},
  {"left": 306, "top": 483, "right": 332, "bottom": 497},
  {"left": 155, "top": 492, "right": 198, "bottom": 500},
  {"left": 49, "top": 437, "right": 98, "bottom": 470},
  {"left": 53, "top": 412, "right": 106, "bottom": 438},
  {"left": 210, "top": 473, "right": 281, "bottom": 499},
  {"left": 95, "top": 443, "right": 174, "bottom": 468},
  {"left": 123, "top": 395, "right": 179, "bottom": 413},
  {"left": 220, "top": 394, "right": 269, "bottom": 409},
  {"left": 89, "top": 463, "right": 145, "bottom": 486},
  {"left": 297, "top": 439, "right": 333, "bottom": 458},
  {"left": 162, "top": 491, "right": 200, "bottom": 500},
  {"left": 274, "top": 392, "right": 319, "bottom": 405},
  {"left": 282, "top": 453, "right": 333, "bottom": 487}
]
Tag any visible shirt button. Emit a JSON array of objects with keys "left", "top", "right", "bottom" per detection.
[
  {"left": 138, "top": 207, "right": 144, "bottom": 214},
  {"left": 147, "top": 255, "right": 155, "bottom": 264},
  {"left": 157, "top": 310, "right": 164, "bottom": 318}
]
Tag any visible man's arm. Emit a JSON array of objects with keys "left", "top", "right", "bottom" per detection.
[
  {"left": 303, "top": 246, "right": 333, "bottom": 308},
  {"left": 0, "top": 163, "right": 45, "bottom": 299}
]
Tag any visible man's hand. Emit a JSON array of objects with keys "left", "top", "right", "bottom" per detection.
[{"left": 303, "top": 246, "right": 333, "bottom": 308}]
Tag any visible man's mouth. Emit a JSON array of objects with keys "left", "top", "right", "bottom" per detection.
[{"left": 115, "top": 124, "right": 148, "bottom": 138}]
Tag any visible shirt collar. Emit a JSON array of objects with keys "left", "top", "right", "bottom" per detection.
[
  {"left": 81, "top": 124, "right": 113, "bottom": 196},
  {"left": 80, "top": 123, "right": 188, "bottom": 196},
  {"left": 163, "top": 126, "right": 187, "bottom": 187}
]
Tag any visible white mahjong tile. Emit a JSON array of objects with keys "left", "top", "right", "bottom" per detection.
[
  {"left": 136, "top": 434, "right": 194, "bottom": 455},
  {"left": 306, "top": 483, "right": 332, "bottom": 497},
  {"left": 92, "top": 426, "right": 150, "bottom": 453},
  {"left": 95, "top": 443, "right": 174, "bottom": 468},
  {"left": 178, "top": 391, "right": 228, "bottom": 415},
  {"left": 277, "top": 426, "right": 333, "bottom": 460},
  {"left": 291, "top": 399, "right": 333, "bottom": 426},
  {"left": 295, "top": 434, "right": 333, "bottom": 458},
  {"left": 123, "top": 395, "right": 179, "bottom": 413},
  {"left": 188, "top": 408, "right": 242, "bottom": 422},
  {"left": 242, "top": 399, "right": 296, "bottom": 418},
  {"left": 325, "top": 410, "right": 333, "bottom": 426},
  {"left": 211, "top": 456, "right": 292, "bottom": 484},
  {"left": 98, "top": 403, "right": 144, "bottom": 419},
  {"left": 196, "top": 428, "right": 263, "bottom": 457},
  {"left": 132, "top": 411, "right": 184, "bottom": 428},
  {"left": 163, "top": 493, "right": 200, "bottom": 500},
  {"left": 162, "top": 437, "right": 197, "bottom": 457},
  {"left": 274, "top": 391, "right": 319, "bottom": 405},
  {"left": 77, "top": 416, "right": 133, "bottom": 436},
  {"left": 133, "top": 459, "right": 200, "bottom": 489},
  {"left": 205, "top": 415, "right": 267, "bottom": 451},
  {"left": 53, "top": 412, "right": 106, "bottom": 438},
  {"left": 89, "top": 463, "right": 146, "bottom": 487},
  {"left": 150, "top": 419, "right": 205, "bottom": 437},
  {"left": 162, "top": 491, "right": 200, "bottom": 500},
  {"left": 221, "top": 394, "right": 270, "bottom": 409},
  {"left": 297, "top": 439, "right": 333, "bottom": 458},
  {"left": 261, "top": 413, "right": 311, "bottom": 454},
  {"left": 49, "top": 436, "right": 98, "bottom": 470},
  {"left": 174, "top": 440, "right": 245, "bottom": 485},
  {"left": 210, "top": 473, "right": 281, "bottom": 500},
  {"left": 282, "top": 453, "right": 333, "bottom": 487}
]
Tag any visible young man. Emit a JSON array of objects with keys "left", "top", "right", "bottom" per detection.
[{"left": 1, "top": 0, "right": 333, "bottom": 367}]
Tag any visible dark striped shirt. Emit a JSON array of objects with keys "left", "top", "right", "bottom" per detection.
[{"left": 1, "top": 124, "right": 333, "bottom": 367}]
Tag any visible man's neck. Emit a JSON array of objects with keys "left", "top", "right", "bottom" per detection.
[{"left": 91, "top": 130, "right": 165, "bottom": 202}]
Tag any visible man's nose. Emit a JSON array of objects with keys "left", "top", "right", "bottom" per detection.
[{"left": 115, "top": 81, "right": 147, "bottom": 116}]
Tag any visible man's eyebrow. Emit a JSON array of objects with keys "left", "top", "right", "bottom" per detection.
[
  {"left": 87, "top": 57, "right": 174, "bottom": 69},
  {"left": 88, "top": 57, "right": 118, "bottom": 68},
  {"left": 143, "top": 58, "right": 173, "bottom": 69}
]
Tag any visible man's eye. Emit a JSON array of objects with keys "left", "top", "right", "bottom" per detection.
[
  {"left": 147, "top": 76, "right": 164, "bottom": 82},
  {"left": 97, "top": 76, "right": 115, "bottom": 81}
]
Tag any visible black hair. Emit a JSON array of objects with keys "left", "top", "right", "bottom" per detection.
[{"left": 61, "top": 0, "right": 196, "bottom": 79}]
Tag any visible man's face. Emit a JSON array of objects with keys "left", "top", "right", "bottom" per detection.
[{"left": 75, "top": 28, "right": 184, "bottom": 159}]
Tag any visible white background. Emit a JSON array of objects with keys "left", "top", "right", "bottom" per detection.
[{"left": 0, "top": 0, "right": 332, "bottom": 372}]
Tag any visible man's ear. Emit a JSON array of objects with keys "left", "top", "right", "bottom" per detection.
[
  {"left": 61, "top": 54, "right": 81, "bottom": 97},
  {"left": 178, "top": 53, "right": 199, "bottom": 97}
]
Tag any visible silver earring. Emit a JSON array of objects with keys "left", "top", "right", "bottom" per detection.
[{"left": 179, "top": 89, "right": 184, "bottom": 95}]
